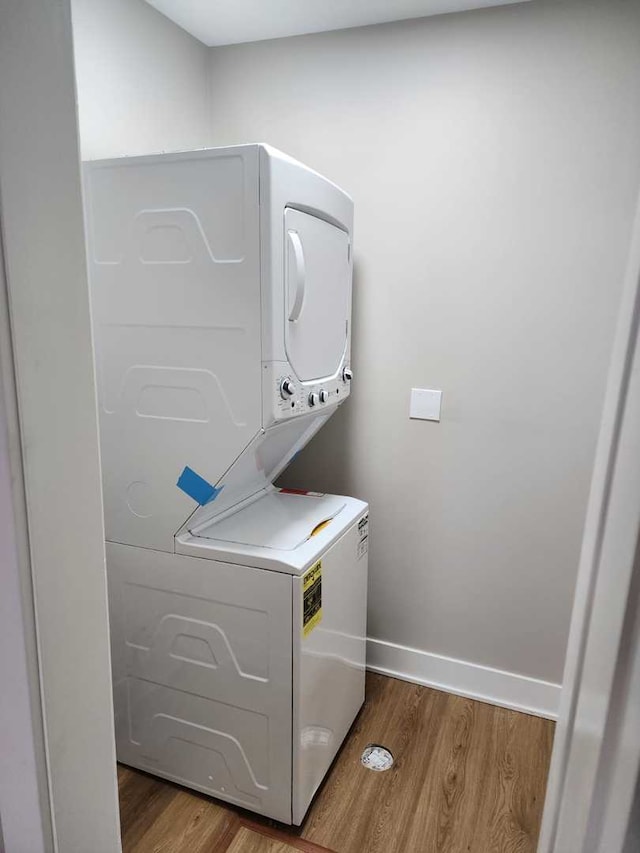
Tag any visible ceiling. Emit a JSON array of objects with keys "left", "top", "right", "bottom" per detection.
[{"left": 144, "top": 0, "right": 532, "bottom": 47}]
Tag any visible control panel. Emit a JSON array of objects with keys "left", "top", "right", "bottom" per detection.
[{"left": 264, "top": 361, "right": 352, "bottom": 426}]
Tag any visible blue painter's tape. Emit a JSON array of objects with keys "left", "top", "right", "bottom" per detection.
[{"left": 177, "top": 466, "right": 223, "bottom": 506}]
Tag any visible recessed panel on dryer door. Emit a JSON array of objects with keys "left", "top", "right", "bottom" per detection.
[{"left": 284, "top": 208, "right": 350, "bottom": 382}]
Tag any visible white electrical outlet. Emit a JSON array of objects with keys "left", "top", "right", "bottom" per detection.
[{"left": 410, "top": 388, "right": 442, "bottom": 421}]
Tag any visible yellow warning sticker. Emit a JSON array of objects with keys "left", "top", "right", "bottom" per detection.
[{"left": 303, "top": 560, "right": 322, "bottom": 637}]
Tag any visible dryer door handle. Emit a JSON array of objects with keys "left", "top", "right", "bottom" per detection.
[{"left": 287, "top": 230, "right": 306, "bottom": 322}]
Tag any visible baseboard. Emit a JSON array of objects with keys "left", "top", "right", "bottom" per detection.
[{"left": 366, "top": 637, "right": 561, "bottom": 720}]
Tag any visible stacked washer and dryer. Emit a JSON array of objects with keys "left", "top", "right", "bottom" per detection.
[{"left": 83, "top": 144, "right": 368, "bottom": 825}]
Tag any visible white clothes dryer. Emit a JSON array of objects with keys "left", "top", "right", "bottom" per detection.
[{"left": 83, "top": 144, "right": 368, "bottom": 824}]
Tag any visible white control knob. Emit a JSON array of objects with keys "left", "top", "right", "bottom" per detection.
[
  {"left": 308, "top": 392, "right": 319, "bottom": 407},
  {"left": 319, "top": 389, "right": 329, "bottom": 403},
  {"left": 280, "top": 378, "right": 295, "bottom": 399},
  {"left": 342, "top": 367, "right": 353, "bottom": 382}
]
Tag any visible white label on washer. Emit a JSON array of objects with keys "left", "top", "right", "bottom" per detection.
[
  {"left": 358, "top": 514, "right": 369, "bottom": 539},
  {"left": 357, "top": 536, "right": 368, "bottom": 560}
]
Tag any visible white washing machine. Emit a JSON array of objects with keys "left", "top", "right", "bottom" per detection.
[{"left": 83, "top": 144, "right": 368, "bottom": 824}]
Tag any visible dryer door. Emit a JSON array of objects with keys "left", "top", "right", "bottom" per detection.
[{"left": 284, "top": 208, "right": 351, "bottom": 382}]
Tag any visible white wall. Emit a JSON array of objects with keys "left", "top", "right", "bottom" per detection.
[
  {"left": 0, "top": 0, "right": 121, "bottom": 849},
  {"left": 538, "top": 188, "right": 640, "bottom": 852},
  {"left": 0, "top": 243, "right": 50, "bottom": 853},
  {"left": 72, "top": 0, "right": 210, "bottom": 160},
  {"left": 207, "top": 0, "right": 640, "bottom": 709},
  {"left": 624, "top": 776, "right": 640, "bottom": 853}
]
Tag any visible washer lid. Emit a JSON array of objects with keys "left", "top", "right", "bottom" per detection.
[
  {"left": 195, "top": 489, "right": 347, "bottom": 551},
  {"left": 183, "top": 410, "right": 332, "bottom": 535}
]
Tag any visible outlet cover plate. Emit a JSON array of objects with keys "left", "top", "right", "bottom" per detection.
[{"left": 410, "top": 388, "right": 442, "bottom": 421}]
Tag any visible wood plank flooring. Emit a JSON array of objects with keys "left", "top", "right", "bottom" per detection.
[
  {"left": 118, "top": 673, "right": 554, "bottom": 853},
  {"left": 227, "top": 825, "right": 333, "bottom": 853},
  {"left": 226, "top": 828, "right": 301, "bottom": 853}
]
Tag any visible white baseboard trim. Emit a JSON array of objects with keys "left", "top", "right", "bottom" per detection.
[{"left": 366, "top": 637, "right": 561, "bottom": 720}]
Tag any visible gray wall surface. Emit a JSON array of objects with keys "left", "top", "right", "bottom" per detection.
[
  {"left": 623, "top": 772, "right": 640, "bottom": 853},
  {"left": 72, "top": 0, "right": 211, "bottom": 160},
  {"left": 0, "top": 0, "right": 121, "bottom": 848},
  {"left": 207, "top": 0, "right": 640, "bottom": 685}
]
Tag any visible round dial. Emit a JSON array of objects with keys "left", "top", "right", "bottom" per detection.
[
  {"left": 308, "top": 392, "right": 319, "bottom": 407},
  {"left": 280, "top": 378, "right": 295, "bottom": 399},
  {"left": 342, "top": 367, "right": 353, "bottom": 382},
  {"left": 319, "top": 389, "right": 329, "bottom": 403}
]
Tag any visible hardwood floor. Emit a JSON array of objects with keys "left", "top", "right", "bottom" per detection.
[
  {"left": 226, "top": 825, "right": 334, "bottom": 853},
  {"left": 118, "top": 674, "right": 554, "bottom": 853},
  {"left": 226, "top": 828, "right": 301, "bottom": 852},
  {"left": 302, "top": 675, "right": 553, "bottom": 852},
  {"left": 118, "top": 767, "right": 239, "bottom": 853}
]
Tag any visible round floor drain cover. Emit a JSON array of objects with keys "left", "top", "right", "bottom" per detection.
[{"left": 361, "top": 744, "right": 394, "bottom": 771}]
